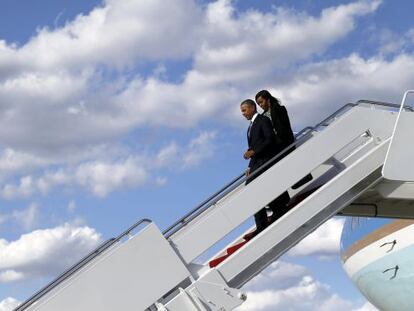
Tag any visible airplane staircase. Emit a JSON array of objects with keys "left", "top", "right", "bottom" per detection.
[{"left": 14, "top": 92, "right": 414, "bottom": 311}]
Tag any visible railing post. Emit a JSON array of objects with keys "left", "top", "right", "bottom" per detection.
[{"left": 382, "top": 90, "right": 414, "bottom": 181}]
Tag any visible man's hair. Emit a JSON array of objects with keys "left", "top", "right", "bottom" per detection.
[
  {"left": 255, "top": 90, "right": 280, "bottom": 106},
  {"left": 240, "top": 99, "right": 257, "bottom": 108}
]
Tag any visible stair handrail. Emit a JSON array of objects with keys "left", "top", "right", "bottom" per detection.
[
  {"left": 13, "top": 100, "right": 414, "bottom": 311},
  {"left": 163, "top": 173, "right": 245, "bottom": 237},
  {"left": 235, "top": 103, "right": 359, "bottom": 187},
  {"left": 14, "top": 219, "right": 152, "bottom": 311},
  {"left": 163, "top": 103, "right": 358, "bottom": 238},
  {"left": 250, "top": 101, "right": 414, "bottom": 181},
  {"left": 356, "top": 99, "right": 414, "bottom": 111},
  {"left": 163, "top": 100, "right": 414, "bottom": 239}
]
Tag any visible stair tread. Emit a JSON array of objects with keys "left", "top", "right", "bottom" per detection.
[{"left": 209, "top": 240, "right": 248, "bottom": 268}]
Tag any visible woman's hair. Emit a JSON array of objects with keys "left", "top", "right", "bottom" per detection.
[{"left": 255, "top": 90, "right": 281, "bottom": 106}]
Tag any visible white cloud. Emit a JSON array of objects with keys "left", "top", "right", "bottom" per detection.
[
  {"left": 36, "top": 169, "right": 72, "bottom": 195},
  {"left": 1, "top": 0, "right": 411, "bottom": 200},
  {"left": 68, "top": 200, "right": 77, "bottom": 213},
  {"left": 0, "top": 131, "right": 217, "bottom": 199},
  {"left": 198, "top": 0, "right": 382, "bottom": 75},
  {"left": 155, "top": 143, "right": 179, "bottom": 168},
  {"left": 0, "top": 0, "right": 383, "bottom": 158},
  {"left": 11, "top": 203, "right": 39, "bottom": 231},
  {"left": 234, "top": 260, "right": 379, "bottom": 311},
  {"left": 276, "top": 53, "right": 414, "bottom": 129},
  {"left": 242, "top": 261, "right": 307, "bottom": 292},
  {"left": 238, "top": 279, "right": 354, "bottom": 311},
  {"left": 155, "top": 177, "right": 168, "bottom": 186},
  {"left": 114, "top": 0, "right": 383, "bottom": 128},
  {"left": 233, "top": 221, "right": 378, "bottom": 310},
  {"left": 377, "top": 29, "right": 407, "bottom": 55},
  {"left": 0, "top": 145, "right": 123, "bottom": 181},
  {"left": 154, "top": 131, "right": 217, "bottom": 169},
  {"left": 353, "top": 302, "right": 378, "bottom": 311},
  {"left": 0, "top": 1, "right": 396, "bottom": 309},
  {"left": 237, "top": 260, "right": 360, "bottom": 311},
  {"left": 287, "top": 218, "right": 345, "bottom": 258},
  {"left": 0, "top": 1, "right": 389, "bottom": 202},
  {"left": 71, "top": 131, "right": 217, "bottom": 196},
  {"left": 0, "top": 270, "right": 24, "bottom": 283},
  {"left": 0, "top": 297, "right": 20, "bottom": 311},
  {"left": 1, "top": 176, "right": 34, "bottom": 199},
  {"left": 0, "top": 148, "right": 49, "bottom": 178},
  {"left": 0, "top": 0, "right": 201, "bottom": 71},
  {"left": 75, "top": 157, "right": 147, "bottom": 197},
  {"left": 367, "top": 26, "right": 414, "bottom": 57},
  {"left": 0, "top": 223, "right": 102, "bottom": 282},
  {"left": 0, "top": 0, "right": 201, "bottom": 156},
  {"left": 183, "top": 131, "right": 217, "bottom": 168}
]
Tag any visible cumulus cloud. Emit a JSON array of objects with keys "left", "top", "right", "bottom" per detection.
[
  {"left": 115, "top": 0, "right": 384, "bottom": 128},
  {"left": 68, "top": 200, "right": 77, "bottom": 213},
  {"left": 276, "top": 53, "right": 414, "bottom": 129},
  {"left": 353, "top": 302, "right": 379, "bottom": 311},
  {"left": 0, "top": 297, "right": 20, "bottom": 311},
  {"left": 0, "top": 131, "right": 217, "bottom": 199},
  {"left": 0, "top": 0, "right": 201, "bottom": 155},
  {"left": 71, "top": 131, "right": 216, "bottom": 196},
  {"left": 0, "top": 0, "right": 393, "bottom": 200},
  {"left": 0, "top": 0, "right": 383, "bottom": 157},
  {"left": 0, "top": 1, "right": 398, "bottom": 309},
  {"left": 0, "top": 0, "right": 201, "bottom": 71},
  {"left": 198, "top": 0, "right": 382, "bottom": 75},
  {"left": 182, "top": 131, "right": 217, "bottom": 168},
  {"left": 237, "top": 260, "right": 365, "bottom": 311},
  {"left": 75, "top": 157, "right": 147, "bottom": 197},
  {"left": 0, "top": 203, "right": 39, "bottom": 231},
  {"left": 155, "top": 131, "right": 217, "bottom": 169},
  {"left": 11, "top": 203, "right": 39, "bottom": 231},
  {"left": 1, "top": 176, "right": 34, "bottom": 199},
  {"left": 233, "top": 219, "right": 377, "bottom": 310},
  {"left": 242, "top": 261, "right": 307, "bottom": 292},
  {"left": 287, "top": 218, "right": 345, "bottom": 258},
  {"left": 238, "top": 277, "right": 354, "bottom": 311},
  {"left": 0, "top": 148, "right": 49, "bottom": 179},
  {"left": 0, "top": 223, "right": 102, "bottom": 283},
  {"left": 0, "top": 270, "right": 25, "bottom": 283}
]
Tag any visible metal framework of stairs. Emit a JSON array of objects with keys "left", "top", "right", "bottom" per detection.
[{"left": 14, "top": 91, "right": 414, "bottom": 311}]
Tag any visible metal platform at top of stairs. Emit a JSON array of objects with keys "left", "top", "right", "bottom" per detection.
[{"left": 14, "top": 91, "right": 414, "bottom": 311}]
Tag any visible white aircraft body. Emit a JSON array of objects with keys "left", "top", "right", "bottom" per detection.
[{"left": 341, "top": 217, "right": 414, "bottom": 310}]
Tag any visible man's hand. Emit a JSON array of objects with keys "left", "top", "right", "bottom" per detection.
[
  {"left": 245, "top": 167, "right": 251, "bottom": 177},
  {"left": 243, "top": 149, "right": 255, "bottom": 159}
]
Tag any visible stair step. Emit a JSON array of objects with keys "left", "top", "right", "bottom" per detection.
[
  {"left": 288, "top": 186, "right": 321, "bottom": 208},
  {"left": 209, "top": 253, "right": 229, "bottom": 268},
  {"left": 209, "top": 240, "right": 248, "bottom": 268},
  {"left": 227, "top": 240, "right": 248, "bottom": 255}
]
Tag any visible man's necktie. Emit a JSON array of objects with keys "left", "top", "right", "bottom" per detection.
[{"left": 247, "top": 121, "right": 253, "bottom": 138}]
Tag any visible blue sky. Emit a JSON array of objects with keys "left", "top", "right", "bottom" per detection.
[{"left": 1, "top": 0, "right": 414, "bottom": 310}]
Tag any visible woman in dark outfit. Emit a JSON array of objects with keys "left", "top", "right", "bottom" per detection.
[{"left": 254, "top": 90, "right": 313, "bottom": 227}]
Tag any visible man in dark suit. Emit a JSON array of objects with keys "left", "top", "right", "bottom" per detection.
[{"left": 240, "top": 99, "right": 279, "bottom": 236}]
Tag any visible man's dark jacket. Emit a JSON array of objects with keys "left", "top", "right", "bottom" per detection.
[
  {"left": 247, "top": 114, "right": 278, "bottom": 173},
  {"left": 246, "top": 113, "right": 287, "bottom": 232}
]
